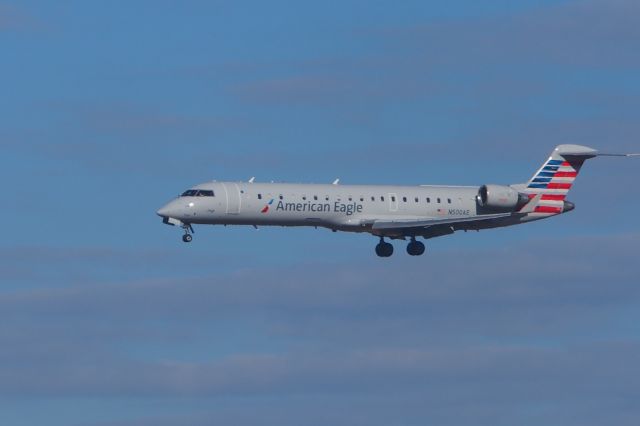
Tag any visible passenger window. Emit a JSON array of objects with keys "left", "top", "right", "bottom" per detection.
[
  {"left": 437, "top": 198, "right": 441, "bottom": 203},
  {"left": 279, "top": 195, "right": 283, "bottom": 200},
  {"left": 427, "top": 197, "right": 431, "bottom": 203},
  {"left": 391, "top": 196, "right": 396, "bottom": 202},
  {"left": 258, "top": 194, "right": 262, "bottom": 200},
  {"left": 415, "top": 197, "right": 419, "bottom": 203},
  {"left": 302, "top": 196, "right": 306, "bottom": 200},
  {"left": 371, "top": 196, "right": 375, "bottom": 202},
  {"left": 325, "top": 196, "right": 329, "bottom": 201},
  {"left": 402, "top": 197, "right": 407, "bottom": 202},
  {"left": 348, "top": 197, "right": 352, "bottom": 201},
  {"left": 381, "top": 196, "right": 385, "bottom": 202},
  {"left": 448, "top": 198, "right": 452, "bottom": 204},
  {"left": 314, "top": 195, "right": 318, "bottom": 200}
]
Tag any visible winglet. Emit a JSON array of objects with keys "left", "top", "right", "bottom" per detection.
[{"left": 332, "top": 178, "right": 340, "bottom": 185}]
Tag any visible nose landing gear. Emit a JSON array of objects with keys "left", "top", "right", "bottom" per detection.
[{"left": 181, "top": 223, "right": 194, "bottom": 243}]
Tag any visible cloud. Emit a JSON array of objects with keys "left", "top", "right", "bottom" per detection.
[
  {"left": 0, "top": 4, "right": 20, "bottom": 30},
  {"left": 1, "top": 233, "right": 639, "bottom": 403},
  {"left": 228, "top": 0, "right": 640, "bottom": 120},
  {"left": 219, "top": 0, "right": 640, "bottom": 172},
  {"left": 0, "top": 245, "right": 246, "bottom": 289},
  {"left": 10, "top": 0, "right": 640, "bottom": 181},
  {"left": 0, "top": 3, "right": 42, "bottom": 32},
  {"left": 6, "top": 99, "right": 292, "bottom": 178},
  {"left": 374, "top": 0, "right": 640, "bottom": 68},
  {"left": 2, "top": 333, "right": 639, "bottom": 399},
  {"left": 4, "top": 233, "right": 639, "bottom": 323},
  {"left": 3, "top": 341, "right": 640, "bottom": 426}
]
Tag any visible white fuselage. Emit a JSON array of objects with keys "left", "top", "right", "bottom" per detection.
[
  {"left": 157, "top": 144, "right": 628, "bottom": 255},
  {"left": 156, "top": 181, "right": 538, "bottom": 239}
]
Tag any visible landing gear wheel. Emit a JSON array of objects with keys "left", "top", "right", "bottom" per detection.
[
  {"left": 375, "top": 240, "right": 394, "bottom": 257},
  {"left": 407, "top": 240, "right": 425, "bottom": 256},
  {"left": 182, "top": 234, "right": 193, "bottom": 243}
]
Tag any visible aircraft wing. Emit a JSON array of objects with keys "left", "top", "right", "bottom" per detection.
[{"left": 371, "top": 212, "right": 513, "bottom": 231}]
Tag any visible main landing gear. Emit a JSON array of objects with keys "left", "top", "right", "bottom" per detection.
[
  {"left": 375, "top": 238, "right": 394, "bottom": 257},
  {"left": 375, "top": 237, "right": 426, "bottom": 257},
  {"left": 406, "top": 238, "right": 425, "bottom": 256},
  {"left": 181, "top": 223, "right": 194, "bottom": 243}
]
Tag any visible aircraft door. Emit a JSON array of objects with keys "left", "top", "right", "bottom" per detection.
[
  {"left": 388, "top": 193, "right": 398, "bottom": 212},
  {"left": 222, "top": 183, "right": 242, "bottom": 214}
]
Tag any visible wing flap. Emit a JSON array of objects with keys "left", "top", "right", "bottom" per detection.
[{"left": 372, "top": 212, "right": 513, "bottom": 230}]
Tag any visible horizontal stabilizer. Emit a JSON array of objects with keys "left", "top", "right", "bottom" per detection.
[
  {"left": 556, "top": 144, "right": 640, "bottom": 158},
  {"left": 596, "top": 152, "right": 640, "bottom": 157},
  {"left": 555, "top": 144, "right": 599, "bottom": 158}
]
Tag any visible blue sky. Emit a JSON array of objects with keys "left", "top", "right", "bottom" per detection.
[{"left": 2, "top": 1, "right": 640, "bottom": 425}]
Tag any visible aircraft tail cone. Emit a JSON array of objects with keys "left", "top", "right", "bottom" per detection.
[{"left": 563, "top": 201, "right": 575, "bottom": 212}]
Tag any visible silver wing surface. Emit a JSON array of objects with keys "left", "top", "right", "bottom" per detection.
[
  {"left": 372, "top": 212, "right": 512, "bottom": 230},
  {"left": 370, "top": 212, "right": 515, "bottom": 239}
]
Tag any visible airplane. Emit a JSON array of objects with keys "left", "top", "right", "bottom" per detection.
[{"left": 157, "top": 144, "right": 638, "bottom": 257}]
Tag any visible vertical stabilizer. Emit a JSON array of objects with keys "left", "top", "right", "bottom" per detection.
[{"left": 523, "top": 144, "right": 598, "bottom": 215}]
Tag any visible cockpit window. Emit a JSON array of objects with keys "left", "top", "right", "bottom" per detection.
[{"left": 180, "top": 189, "right": 214, "bottom": 197}]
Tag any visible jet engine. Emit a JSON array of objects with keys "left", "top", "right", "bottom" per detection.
[{"left": 477, "top": 184, "right": 529, "bottom": 211}]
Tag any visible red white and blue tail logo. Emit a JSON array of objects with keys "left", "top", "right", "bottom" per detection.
[{"left": 525, "top": 155, "right": 584, "bottom": 215}]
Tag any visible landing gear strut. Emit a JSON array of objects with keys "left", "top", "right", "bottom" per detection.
[
  {"left": 375, "top": 238, "right": 394, "bottom": 257},
  {"left": 406, "top": 238, "right": 425, "bottom": 256},
  {"left": 181, "top": 223, "right": 194, "bottom": 243}
]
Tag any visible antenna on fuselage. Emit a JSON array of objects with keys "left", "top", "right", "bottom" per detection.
[
  {"left": 248, "top": 177, "right": 255, "bottom": 183},
  {"left": 332, "top": 178, "right": 340, "bottom": 185}
]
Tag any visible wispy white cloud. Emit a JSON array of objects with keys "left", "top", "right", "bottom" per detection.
[
  {"left": 1, "top": 233, "right": 639, "bottom": 406},
  {"left": 0, "top": 3, "right": 43, "bottom": 32}
]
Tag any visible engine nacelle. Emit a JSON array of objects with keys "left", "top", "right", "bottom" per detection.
[{"left": 477, "top": 184, "right": 529, "bottom": 211}]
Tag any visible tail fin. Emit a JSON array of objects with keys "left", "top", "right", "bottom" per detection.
[{"left": 522, "top": 144, "right": 599, "bottom": 215}]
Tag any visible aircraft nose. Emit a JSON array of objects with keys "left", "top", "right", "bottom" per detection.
[{"left": 157, "top": 203, "right": 176, "bottom": 218}]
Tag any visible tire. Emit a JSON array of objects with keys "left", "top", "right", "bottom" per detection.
[
  {"left": 413, "top": 241, "right": 425, "bottom": 256},
  {"left": 407, "top": 241, "right": 425, "bottom": 256},
  {"left": 375, "top": 242, "right": 394, "bottom": 257}
]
